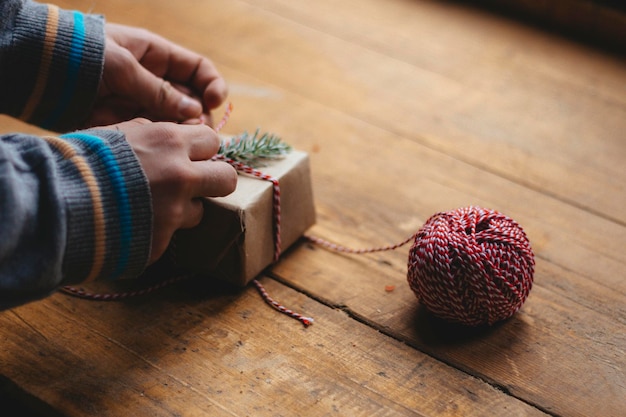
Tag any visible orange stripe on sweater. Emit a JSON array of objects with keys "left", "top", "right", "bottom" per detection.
[
  {"left": 44, "top": 136, "right": 106, "bottom": 282},
  {"left": 20, "top": 5, "right": 60, "bottom": 121}
]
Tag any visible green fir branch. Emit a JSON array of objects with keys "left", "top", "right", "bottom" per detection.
[{"left": 219, "top": 129, "right": 292, "bottom": 167}]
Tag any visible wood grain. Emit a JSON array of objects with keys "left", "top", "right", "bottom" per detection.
[
  {"left": 1, "top": 0, "right": 624, "bottom": 416},
  {"left": 0, "top": 279, "right": 548, "bottom": 416}
]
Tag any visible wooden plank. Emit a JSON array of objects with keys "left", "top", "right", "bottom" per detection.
[
  {"left": 274, "top": 249, "right": 626, "bottom": 417},
  {"left": 0, "top": 279, "right": 548, "bottom": 417},
  {"left": 1, "top": 1, "right": 624, "bottom": 416},
  {"left": 95, "top": 0, "right": 625, "bottom": 224}
]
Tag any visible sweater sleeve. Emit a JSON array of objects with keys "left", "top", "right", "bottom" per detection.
[
  {"left": 0, "top": 130, "right": 153, "bottom": 310},
  {"left": 0, "top": 0, "right": 104, "bottom": 132},
  {"left": 0, "top": 1, "right": 153, "bottom": 310}
]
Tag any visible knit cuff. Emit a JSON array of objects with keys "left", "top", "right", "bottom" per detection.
[
  {"left": 5, "top": 2, "right": 104, "bottom": 131},
  {"left": 58, "top": 130, "right": 152, "bottom": 283}
]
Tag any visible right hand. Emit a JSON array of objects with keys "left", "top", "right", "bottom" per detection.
[{"left": 110, "top": 119, "right": 237, "bottom": 264}]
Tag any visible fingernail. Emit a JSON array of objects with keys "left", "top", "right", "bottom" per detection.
[{"left": 178, "top": 95, "right": 202, "bottom": 118}]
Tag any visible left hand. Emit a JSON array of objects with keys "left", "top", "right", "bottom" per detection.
[{"left": 85, "top": 23, "right": 228, "bottom": 127}]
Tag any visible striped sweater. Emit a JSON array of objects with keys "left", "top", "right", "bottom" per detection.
[{"left": 0, "top": 1, "right": 152, "bottom": 309}]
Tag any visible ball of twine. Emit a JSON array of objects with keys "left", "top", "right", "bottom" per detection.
[{"left": 407, "top": 206, "right": 535, "bottom": 326}]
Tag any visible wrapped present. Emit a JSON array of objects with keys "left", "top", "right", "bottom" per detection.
[{"left": 171, "top": 149, "right": 316, "bottom": 286}]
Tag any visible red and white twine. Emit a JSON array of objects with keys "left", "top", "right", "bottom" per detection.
[
  {"left": 304, "top": 234, "right": 416, "bottom": 255},
  {"left": 306, "top": 206, "right": 534, "bottom": 326},
  {"left": 211, "top": 154, "right": 282, "bottom": 262},
  {"left": 406, "top": 206, "right": 534, "bottom": 326},
  {"left": 60, "top": 274, "right": 191, "bottom": 300},
  {"left": 212, "top": 104, "right": 309, "bottom": 326},
  {"left": 252, "top": 280, "right": 313, "bottom": 327},
  {"left": 61, "top": 105, "right": 535, "bottom": 328}
]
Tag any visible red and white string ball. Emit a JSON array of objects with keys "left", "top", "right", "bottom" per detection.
[{"left": 407, "top": 206, "right": 535, "bottom": 326}]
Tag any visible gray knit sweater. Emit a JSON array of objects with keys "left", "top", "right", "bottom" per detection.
[{"left": 0, "top": 0, "right": 152, "bottom": 309}]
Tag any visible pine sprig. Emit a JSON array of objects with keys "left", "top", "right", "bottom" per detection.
[{"left": 219, "top": 129, "right": 292, "bottom": 167}]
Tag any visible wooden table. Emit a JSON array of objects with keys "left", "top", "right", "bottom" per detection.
[{"left": 1, "top": 1, "right": 624, "bottom": 415}]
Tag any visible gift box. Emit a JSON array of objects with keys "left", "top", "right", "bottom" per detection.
[{"left": 171, "top": 150, "right": 316, "bottom": 286}]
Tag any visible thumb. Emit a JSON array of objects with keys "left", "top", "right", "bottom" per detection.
[{"left": 131, "top": 64, "right": 203, "bottom": 121}]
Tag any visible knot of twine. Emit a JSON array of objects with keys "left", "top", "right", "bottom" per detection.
[{"left": 407, "top": 206, "right": 535, "bottom": 326}]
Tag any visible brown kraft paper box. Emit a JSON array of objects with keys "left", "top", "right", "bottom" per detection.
[{"left": 171, "top": 150, "right": 316, "bottom": 286}]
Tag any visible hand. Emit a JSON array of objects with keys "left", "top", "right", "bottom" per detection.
[
  {"left": 86, "top": 23, "right": 228, "bottom": 127},
  {"left": 112, "top": 119, "right": 237, "bottom": 264}
]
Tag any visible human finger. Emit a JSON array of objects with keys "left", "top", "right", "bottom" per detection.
[
  {"left": 151, "top": 42, "right": 228, "bottom": 111},
  {"left": 104, "top": 24, "right": 227, "bottom": 121},
  {"left": 191, "top": 160, "right": 238, "bottom": 198},
  {"left": 127, "top": 58, "right": 203, "bottom": 120},
  {"left": 202, "top": 76, "right": 229, "bottom": 111},
  {"left": 184, "top": 124, "right": 221, "bottom": 161},
  {"left": 118, "top": 27, "right": 227, "bottom": 113},
  {"left": 178, "top": 198, "right": 205, "bottom": 230}
]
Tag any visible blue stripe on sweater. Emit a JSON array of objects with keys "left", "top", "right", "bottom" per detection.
[
  {"left": 42, "top": 11, "right": 85, "bottom": 128},
  {"left": 61, "top": 133, "right": 132, "bottom": 279}
]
